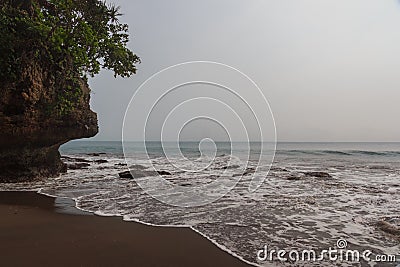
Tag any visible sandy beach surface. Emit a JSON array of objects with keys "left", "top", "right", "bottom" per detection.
[{"left": 0, "top": 191, "right": 249, "bottom": 267}]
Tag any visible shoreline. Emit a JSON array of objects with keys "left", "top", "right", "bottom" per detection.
[
  {"left": 40, "top": 189, "right": 259, "bottom": 267},
  {"left": 0, "top": 191, "right": 250, "bottom": 267}
]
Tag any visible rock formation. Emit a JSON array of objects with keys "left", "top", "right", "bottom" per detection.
[{"left": 0, "top": 55, "right": 98, "bottom": 182}]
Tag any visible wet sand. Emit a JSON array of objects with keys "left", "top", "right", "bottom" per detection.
[{"left": 0, "top": 192, "right": 249, "bottom": 267}]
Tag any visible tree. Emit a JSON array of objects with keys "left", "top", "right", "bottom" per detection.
[
  {"left": 0, "top": 0, "right": 140, "bottom": 114},
  {"left": 1, "top": 0, "right": 140, "bottom": 78}
]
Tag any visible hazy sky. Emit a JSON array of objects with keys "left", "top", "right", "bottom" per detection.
[{"left": 88, "top": 0, "right": 400, "bottom": 142}]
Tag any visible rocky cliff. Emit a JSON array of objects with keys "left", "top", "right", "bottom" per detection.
[{"left": 0, "top": 54, "right": 98, "bottom": 182}]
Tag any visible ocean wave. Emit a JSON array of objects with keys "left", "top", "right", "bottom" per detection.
[{"left": 278, "top": 149, "right": 400, "bottom": 157}]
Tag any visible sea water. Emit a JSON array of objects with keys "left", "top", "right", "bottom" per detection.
[{"left": 1, "top": 141, "right": 399, "bottom": 266}]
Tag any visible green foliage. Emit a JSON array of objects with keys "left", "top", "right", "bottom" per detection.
[{"left": 0, "top": 0, "right": 140, "bottom": 115}]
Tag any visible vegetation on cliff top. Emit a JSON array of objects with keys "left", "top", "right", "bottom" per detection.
[{"left": 0, "top": 0, "right": 140, "bottom": 114}]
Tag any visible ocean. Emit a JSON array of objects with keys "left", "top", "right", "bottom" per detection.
[{"left": 1, "top": 141, "right": 399, "bottom": 266}]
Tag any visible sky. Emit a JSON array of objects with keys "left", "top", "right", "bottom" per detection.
[{"left": 88, "top": 0, "right": 400, "bottom": 142}]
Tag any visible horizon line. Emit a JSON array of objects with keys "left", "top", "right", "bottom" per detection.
[{"left": 70, "top": 140, "right": 400, "bottom": 143}]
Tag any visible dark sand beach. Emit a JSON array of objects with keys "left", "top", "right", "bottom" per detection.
[{"left": 0, "top": 192, "right": 249, "bottom": 267}]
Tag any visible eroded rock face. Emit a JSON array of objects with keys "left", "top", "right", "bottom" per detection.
[{"left": 0, "top": 56, "right": 98, "bottom": 182}]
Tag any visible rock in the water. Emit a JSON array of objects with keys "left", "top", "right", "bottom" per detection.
[
  {"left": 94, "top": 159, "right": 108, "bottom": 164},
  {"left": 72, "top": 158, "right": 91, "bottom": 163},
  {"left": 119, "top": 169, "right": 171, "bottom": 179},
  {"left": 87, "top": 153, "right": 106, "bottom": 157},
  {"left": 118, "top": 171, "right": 133, "bottom": 179},
  {"left": 287, "top": 175, "right": 302, "bottom": 181},
  {"left": 285, "top": 171, "right": 305, "bottom": 181},
  {"left": 157, "top": 170, "right": 171, "bottom": 176},
  {"left": 376, "top": 220, "right": 400, "bottom": 236},
  {"left": 303, "top": 172, "right": 332, "bottom": 178},
  {"left": 61, "top": 156, "right": 90, "bottom": 163},
  {"left": 68, "top": 163, "right": 90, "bottom": 170}
]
